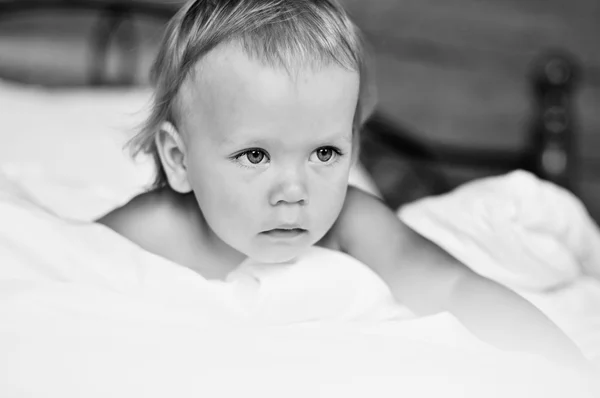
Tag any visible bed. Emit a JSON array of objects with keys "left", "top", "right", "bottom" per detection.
[{"left": 1, "top": 1, "right": 599, "bottom": 397}]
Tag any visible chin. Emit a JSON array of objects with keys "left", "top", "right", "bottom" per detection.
[{"left": 246, "top": 245, "right": 308, "bottom": 265}]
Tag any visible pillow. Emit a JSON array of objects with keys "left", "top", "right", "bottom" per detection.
[
  {"left": 0, "top": 78, "right": 154, "bottom": 179},
  {"left": 0, "top": 79, "right": 156, "bottom": 215}
]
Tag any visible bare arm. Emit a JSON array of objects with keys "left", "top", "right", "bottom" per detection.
[{"left": 334, "top": 187, "right": 587, "bottom": 368}]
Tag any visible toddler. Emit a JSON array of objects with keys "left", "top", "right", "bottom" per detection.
[{"left": 98, "top": 0, "right": 586, "bottom": 370}]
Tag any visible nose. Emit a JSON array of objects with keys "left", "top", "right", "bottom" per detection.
[{"left": 268, "top": 166, "right": 308, "bottom": 206}]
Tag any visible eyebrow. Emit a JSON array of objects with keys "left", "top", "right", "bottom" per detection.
[{"left": 218, "top": 131, "right": 352, "bottom": 148}]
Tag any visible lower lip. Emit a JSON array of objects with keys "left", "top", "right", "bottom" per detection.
[{"left": 261, "top": 229, "right": 307, "bottom": 240}]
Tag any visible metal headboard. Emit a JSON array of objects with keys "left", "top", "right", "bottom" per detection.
[{"left": 0, "top": 0, "right": 176, "bottom": 86}]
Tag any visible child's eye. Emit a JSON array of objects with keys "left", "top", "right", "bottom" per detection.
[
  {"left": 245, "top": 150, "right": 266, "bottom": 164},
  {"left": 310, "top": 147, "right": 341, "bottom": 164},
  {"left": 233, "top": 149, "right": 270, "bottom": 167}
]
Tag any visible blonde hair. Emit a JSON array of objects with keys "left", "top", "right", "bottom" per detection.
[{"left": 129, "top": 0, "right": 370, "bottom": 188}]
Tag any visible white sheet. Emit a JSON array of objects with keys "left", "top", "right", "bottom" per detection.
[
  {"left": 0, "top": 174, "right": 598, "bottom": 398},
  {"left": 400, "top": 170, "right": 600, "bottom": 362}
]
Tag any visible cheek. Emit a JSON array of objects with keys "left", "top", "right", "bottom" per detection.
[
  {"left": 190, "top": 168, "right": 241, "bottom": 215},
  {"left": 309, "top": 165, "right": 351, "bottom": 222},
  {"left": 186, "top": 157, "right": 264, "bottom": 228}
]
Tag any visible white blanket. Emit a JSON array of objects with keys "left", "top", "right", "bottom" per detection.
[
  {"left": 400, "top": 170, "right": 600, "bottom": 362},
  {"left": 0, "top": 171, "right": 597, "bottom": 397}
]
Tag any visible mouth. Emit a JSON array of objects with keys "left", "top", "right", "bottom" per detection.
[{"left": 261, "top": 228, "right": 307, "bottom": 239}]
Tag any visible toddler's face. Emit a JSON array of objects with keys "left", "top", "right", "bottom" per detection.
[{"left": 178, "top": 44, "right": 360, "bottom": 263}]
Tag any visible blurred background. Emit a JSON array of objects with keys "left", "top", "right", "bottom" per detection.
[{"left": 0, "top": 0, "right": 599, "bottom": 219}]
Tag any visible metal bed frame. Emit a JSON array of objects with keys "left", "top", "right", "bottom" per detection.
[{"left": 0, "top": 0, "right": 580, "bottom": 207}]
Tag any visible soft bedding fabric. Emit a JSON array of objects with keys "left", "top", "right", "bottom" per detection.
[{"left": 0, "top": 173, "right": 597, "bottom": 398}]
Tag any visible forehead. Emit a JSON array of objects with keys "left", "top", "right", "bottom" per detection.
[{"left": 176, "top": 43, "right": 360, "bottom": 141}]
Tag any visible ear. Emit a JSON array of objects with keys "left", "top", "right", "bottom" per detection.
[{"left": 155, "top": 121, "right": 192, "bottom": 193}]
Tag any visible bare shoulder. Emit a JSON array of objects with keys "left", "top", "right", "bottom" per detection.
[
  {"left": 331, "top": 186, "right": 413, "bottom": 251},
  {"left": 96, "top": 189, "right": 181, "bottom": 252},
  {"left": 331, "top": 186, "right": 469, "bottom": 287}
]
